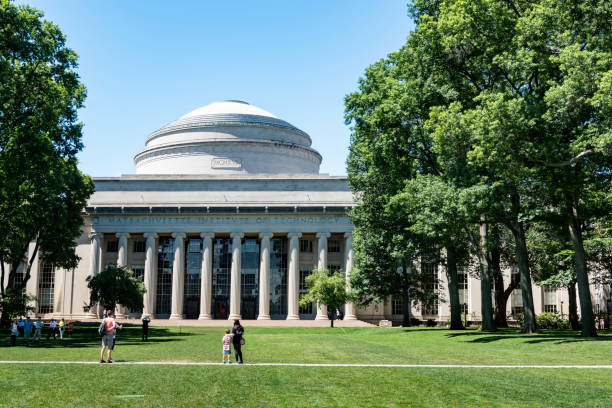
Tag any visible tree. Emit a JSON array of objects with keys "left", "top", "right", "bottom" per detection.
[
  {"left": 0, "top": 0, "right": 94, "bottom": 306},
  {"left": 299, "top": 268, "right": 353, "bottom": 328},
  {"left": 0, "top": 288, "right": 36, "bottom": 320},
  {"left": 85, "top": 265, "right": 146, "bottom": 314},
  {"left": 389, "top": 175, "right": 470, "bottom": 330}
]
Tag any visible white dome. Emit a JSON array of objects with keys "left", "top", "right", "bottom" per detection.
[
  {"left": 134, "top": 100, "right": 322, "bottom": 175},
  {"left": 180, "top": 100, "right": 278, "bottom": 119}
]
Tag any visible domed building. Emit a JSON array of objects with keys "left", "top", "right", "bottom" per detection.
[{"left": 18, "top": 101, "right": 574, "bottom": 325}]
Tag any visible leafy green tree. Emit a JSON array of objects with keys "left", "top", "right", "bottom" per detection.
[
  {"left": 0, "top": 288, "right": 36, "bottom": 320},
  {"left": 0, "top": 0, "right": 94, "bottom": 303},
  {"left": 299, "top": 268, "right": 353, "bottom": 328},
  {"left": 85, "top": 265, "right": 146, "bottom": 314},
  {"left": 389, "top": 175, "right": 470, "bottom": 329}
]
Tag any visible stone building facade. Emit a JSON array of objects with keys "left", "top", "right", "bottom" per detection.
[{"left": 7, "top": 100, "right": 606, "bottom": 323}]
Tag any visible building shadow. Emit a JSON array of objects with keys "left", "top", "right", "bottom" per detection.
[{"left": 0, "top": 326, "right": 193, "bottom": 349}]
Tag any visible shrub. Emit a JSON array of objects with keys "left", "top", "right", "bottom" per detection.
[
  {"left": 536, "top": 312, "right": 569, "bottom": 329},
  {"left": 426, "top": 319, "right": 437, "bottom": 327}
]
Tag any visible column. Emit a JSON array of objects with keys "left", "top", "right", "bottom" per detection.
[
  {"left": 169, "top": 232, "right": 186, "bottom": 320},
  {"left": 87, "top": 232, "right": 102, "bottom": 318},
  {"left": 229, "top": 232, "right": 244, "bottom": 320},
  {"left": 115, "top": 232, "right": 130, "bottom": 318},
  {"left": 142, "top": 232, "right": 158, "bottom": 319},
  {"left": 116, "top": 233, "right": 130, "bottom": 267},
  {"left": 344, "top": 232, "right": 357, "bottom": 320},
  {"left": 287, "top": 232, "right": 302, "bottom": 320},
  {"left": 198, "top": 232, "right": 214, "bottom": 320},
  {"left": 258, "top": 232, "right": 273, "bottom": 320},
  {"left": 315, "top": 232, "right": 331, "bottom": 320}
]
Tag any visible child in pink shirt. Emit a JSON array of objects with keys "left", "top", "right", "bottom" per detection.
[{"left": 222, "top": 329, "right": 233, "bottom": 364}]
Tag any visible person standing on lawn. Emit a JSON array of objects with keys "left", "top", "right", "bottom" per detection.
[
  {"left": 141, "top": 315, "right": 150, "bottom": 341},
  {"left": 33, "top": 317, "right": 43, "bottom": 342},
  {"left": 67, "top": 321, "right": 74, "bottom": 337},
  {"left": 59, "top": 319, "right": 66, "bottom": 339},
  {"left": 222, "top": 328, "right": 233, "bottom": 364},
  {"left": 100, "top": 310, "right": 117, "bottom": 363},
  {"left": 47, "top": 318, "right": 57, "bottom": 339},
  {"left": 110, "top": 313, "right": 122, "bottom": 352},
  {"left": 232, "top": 319, "right": 245, "bottom": 364},
  {"left": 10, "top": 320, "right": 18, "bottom": 346},
  {"left": 18, "top": 317, "right": 24, "bottom": 337},
  {"left": 24, "top": 316, "right": 33, "bottom": 345}
]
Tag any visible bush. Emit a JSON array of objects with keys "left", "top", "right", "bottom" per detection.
[
  {"left": 536, "top": 312, "right": 569, "bottom": 329},
  {"left": 426, "top": 319, "right": 437, "bottom": 327}
]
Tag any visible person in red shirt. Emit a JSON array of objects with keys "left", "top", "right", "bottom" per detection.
[{"left": 100, "top": 310, "right": 121, "bottom": 363}]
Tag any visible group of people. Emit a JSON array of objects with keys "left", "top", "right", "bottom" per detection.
[
  {"left": 595, "top": 317, "right": 606, "bottom": 330},
  {"left": 222, "top": 320, "right": 245, "bottom": 364},
  {"left": 9, "top": 316, "right": 73, "bottom": 346}
]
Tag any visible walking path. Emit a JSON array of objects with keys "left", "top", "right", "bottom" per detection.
[{"left": 1, "top": 361, "right": 611, "bottom": 368}]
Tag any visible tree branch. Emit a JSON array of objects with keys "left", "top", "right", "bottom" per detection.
[{"left": 528, "top": 149, "right": 598, "bottom": 168}]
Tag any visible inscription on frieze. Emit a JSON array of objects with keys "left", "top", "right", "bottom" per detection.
[
  {"left": 92, "top": 215, "right": 350, "bottom": 226},
  {"left": 211, "top": 158, "right": 242, "bottom": 169}
]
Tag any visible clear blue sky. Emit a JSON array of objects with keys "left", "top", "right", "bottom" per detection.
[{"left": 19, "top": 1, "right": 414, "bottom": 177}]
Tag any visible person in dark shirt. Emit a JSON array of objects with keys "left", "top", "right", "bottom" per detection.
[
  {"left": 142, "top": 316, "right": 150, "bottom": 341},
  {"left": 232, "top": 319, "right": 245, "bottom": 364}
]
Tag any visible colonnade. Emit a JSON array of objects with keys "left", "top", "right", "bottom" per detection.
[{"left": 88, "top": 231, "right": 357, "bottom": 320}]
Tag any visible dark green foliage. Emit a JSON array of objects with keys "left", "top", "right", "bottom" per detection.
[
  {"left": 85, "top": 265, "right": 146, "bottom": 313},
  {"left": 0, "top": 288, "right": 35, "bottom": 320},
  {"left": 299, "top": 268, "right": 353, "bottom": 327},
  {"left": 536, "top": 313, "right": 570, "bottom": 330},
  {"left": 0, "top": 0, "right": 94, "bottom": 296}
]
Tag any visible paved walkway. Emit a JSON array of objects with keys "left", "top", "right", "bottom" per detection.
[
  {"left": 1, "top": 361, "right": 611, "bottom": 368},
  {"left": 78, "top": 318, "right": 376, "bottom": 328}
]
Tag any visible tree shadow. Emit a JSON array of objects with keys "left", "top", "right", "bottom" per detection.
[
  {"left": 0, "top": 326, "right": 195, "bottom": 349},
  {"left": 444, "top": 329, "right": 612, "bottom": 344}
]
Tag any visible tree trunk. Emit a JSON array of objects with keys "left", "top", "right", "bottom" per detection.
[
  {"left": 330, "top": 314, "right": 334, "bottom": 328},
  {"left": 401, "top": 275, "right": 411, "bottom": 327},
  {"left": 1, "top": 261, "right": 5, "bottom": 295},
  {"left": 566, "top": 195, "right": 596, "bottom": 337},
  {"left": 491, "top": 245, "right": 507, "bottom": 327},
  {"left": 508, "top": 189, "right": 538, "bottom": 333},
  {"left": 478, "top": 217, "right": 496, "bottom": 331},
  {"left": 18, "top": 240, "right": 39, "bottom": 290},
  {"left": 567, "top": 282, "right": 579, "bottom": 330},
  {"left": 446, "top": 246, "right": 464, "bottom": 330}
]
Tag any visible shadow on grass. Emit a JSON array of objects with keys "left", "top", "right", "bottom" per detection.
[
  {"left": 0, "top": 326, "right": 195, "bottom": 349},
  {"left": 444, "top": 329, "right": 612, "bottom": 344}
]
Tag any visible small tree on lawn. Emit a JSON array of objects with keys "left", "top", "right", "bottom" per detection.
[
  {"left": 85, "top": 265, "right": 145, "bottom": 314},
  {"left": 299, "top": 268, "right": 353, "bottom": 328},
  {"left": 0, "top": 288, "right": 36, "bottom": 320}
]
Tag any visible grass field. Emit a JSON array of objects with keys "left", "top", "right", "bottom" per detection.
[{"left": 1, "top": 326, "right": 611, "bottom": 407}]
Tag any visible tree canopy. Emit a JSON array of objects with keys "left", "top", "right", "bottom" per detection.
[
  {"left": 86, "top": 265, "right": 146, "bottom": 314},
  {"left": 0, "top": 0, "right": 94, "bottom": 299},
  {"left": 345, "top": 0, "right": 611, "bottom": 336}
]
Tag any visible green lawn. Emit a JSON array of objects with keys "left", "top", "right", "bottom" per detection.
[{"left": 1, "top": 326, "right": 611, "bottom": 407}]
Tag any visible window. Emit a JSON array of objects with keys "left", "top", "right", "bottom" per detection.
[
  {"left": 107, "top": 240, "right": 118, "bottom": 252},
  {"left": 38, "top": 264, "right": 54, "bottom": 314},
  {"left": 300, "top": 239, "right": 313, "bottom": 253},
  {"left": 133, "top": 240, "right": 146, "bottom": 253},
  {"left": 12, "top": 266, "right": 25, "bottom": 289},
  {"left": 185, "top": 239, "right": 203, "bottom": 317},
  {"left": 269, "top": 238, "right": 288, "bottom": 318},
  {"left": 130, "top": 265, "right": 145, "bottom": 313},
  {"left": 329, "top": 264, "right": 342, "bottom": 273},
  {"left": 328, "top": 239, "right": 341, "bottom": 253},
  {"left": 422, "top": 262, "right": 438, "bottom": 315},
  {"left": 392, "top": 297, "right": 403, "bottom": 315},
  {"left": 156, "top": 237, "right": 174, "bottom": 315},
  {"left": 299, "top": 265, "right": 313, "bottom": 315},
  {"left": 544, "top": 287, "right": 557, "bottom": 313},
  {"left": 241, "top": 238, "right": 259, "bottom": 318}
]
